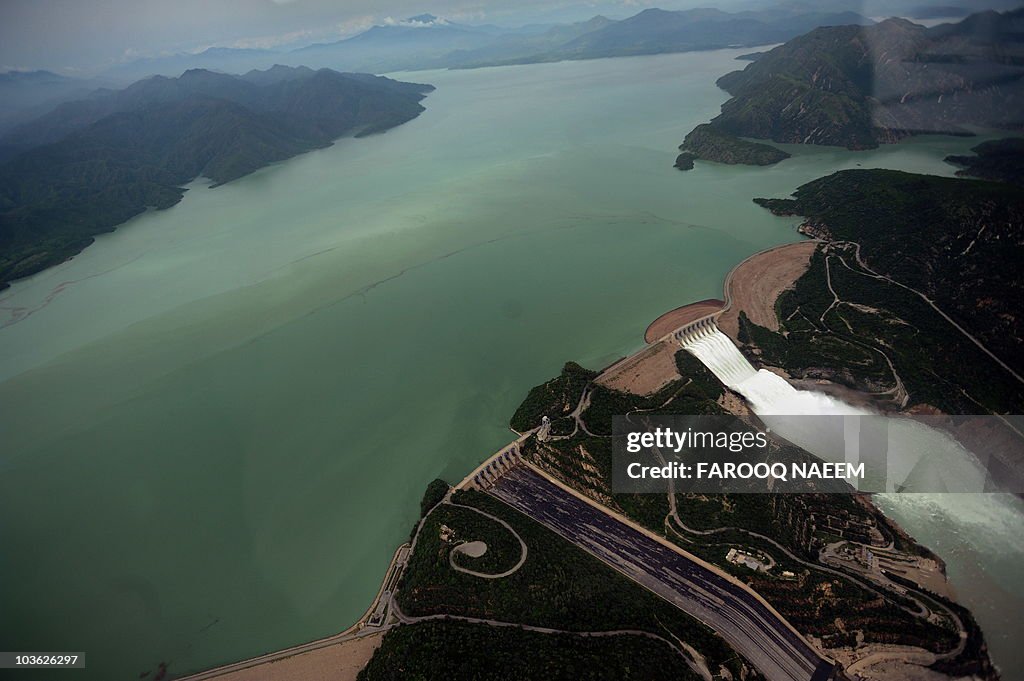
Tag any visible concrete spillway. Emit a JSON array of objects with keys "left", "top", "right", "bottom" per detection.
[
  {"left": 677, "top": 319, "right": 998, "bottom": 493},
  {"left": 679, "top": 320, "right": 757, "bottom": 386},
  {"left": 678, "top": 320, "right": 861, "bottom": 417}
]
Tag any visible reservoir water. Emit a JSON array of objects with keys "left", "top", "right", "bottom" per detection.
[{"left": 0, "top": 49, "right": 1018, "bottom": 679}]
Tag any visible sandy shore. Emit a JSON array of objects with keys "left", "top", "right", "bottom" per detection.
[
  {"left": 596, "top": 340, "right": 681, "bottom": 395},
  {"left": 208, "top": 632, "right": 383, "bottom": 681},
  {"left": 717, "top": 241, "right": 817, "bottom": 338},
  {"left": 644, "top": 299, "right": 724, "bottom": 343}
]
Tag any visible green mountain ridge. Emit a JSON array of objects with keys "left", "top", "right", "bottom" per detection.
[
  {"left": 755, "top": 168, "right": 1024, "bottom": 377},
  {"left": 677, "top": 8, "right": 1024, "bottom": 166},
  {"left": 445, "top": 8, "right": 873, "bottom": 69},
  {"left": 676, "top": 123, "right": 790, "bottom": 169},
  {"left": 0, "top": 66, "right": 434, "bottom": 289}
]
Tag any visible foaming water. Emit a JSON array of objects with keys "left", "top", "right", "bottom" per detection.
[
  {"left": 681, "top": 325, "right": 864, "bottom": 415},
  {"left": 682, "top": 325, "right": 1024, "bottom": 668},
  {"left": 682, "top": 327, "right": 997, "bottom": 492},
  {"left": 0, "top": 51, "right": 1015, "bottom": 681}
]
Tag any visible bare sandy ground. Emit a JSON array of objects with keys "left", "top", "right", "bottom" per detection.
[
  {"left": 210, "top": 632, "right": 383, "bottom": 681},
  {"left": 455, "top": 540, "right": 488, "bottom": 558},
  {"left": 827, "top": 643, "right": 955, "bottom": 681},
  {"left": 596, "top": 340, "right": 680, "bottom": 395},
  {"left": 644, "top": 299, "right": 724, "bottom": 343},
  {"left": 718, "top": 241, "right": 818, "bottom": 338}
]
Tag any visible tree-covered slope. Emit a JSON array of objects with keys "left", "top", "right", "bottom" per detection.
[
  {"left": 0, "top": 66, "right": 433, "bottom": 288},
  {"left": 755, "top": 169, "right": 1024, "bottom": 377},
  {"left": 676, "top": 123, "right": 789, "bottom": 168},
  {"left": 946, "top": 138, "right": 1024, "bottom": 186},
  {"left": 679, "top": 8, "right": 1024, "bottom": 163}
]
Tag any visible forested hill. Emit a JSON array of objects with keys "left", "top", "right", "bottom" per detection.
[
  {"left": 678, "top": 8, "right": 1024, "bottom": 164},
  {"left": 755, "top": 169, "right": 1024, "bottom": 377},
  {"left": 0, "top": 66, "right": 433, "bottom": 289}
]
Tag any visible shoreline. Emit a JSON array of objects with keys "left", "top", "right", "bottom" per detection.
[
  {"left": 644, "top": 299, "right": 724, "bottom": 343},
  {"left": 175, "top": 543, "right": 408, "bottom": 681},
  {"left": 180, "top": 237, "right": 978, "bottom": 681}
]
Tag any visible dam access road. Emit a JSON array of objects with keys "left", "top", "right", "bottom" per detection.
[{"left": 487, "top": 464, "right": 836, "bottom": 681}]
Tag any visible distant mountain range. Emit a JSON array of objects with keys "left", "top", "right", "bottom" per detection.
[
  {"left": 679, "top": 8, "right": 1024, "bottom": 165},
  {"left": 84, "top": 6, "right": 877, "bottom": 81},
  {"left": 0, "top": 66, "right": 433, "bottom": 289},
  {"left": 0, "top": 7, "right": 881, "bottom": 139},
  {"left": 0, "top": 70, "right": 113, "bottom": 140},
  {"left": 467, "top": 8, "right": 872, "bottom": 66}
]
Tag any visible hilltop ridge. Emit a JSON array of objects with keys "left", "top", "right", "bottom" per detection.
[
  {"left": 677, "top": 9, "right": 1024, "bottom": 166},
  {"left": 0, "top": 66, "right": 434, "bottom": 289}
]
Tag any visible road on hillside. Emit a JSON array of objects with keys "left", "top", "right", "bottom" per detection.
[{"left": 488, "top": 465, "right": 835, "bottom": 681}]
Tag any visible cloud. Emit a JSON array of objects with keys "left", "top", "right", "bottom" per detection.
[
  {"left": 381, "top": 14, "right": 451, "bottom": 28},
  {"left": 227, "top": 28, "right": 318, "bottom": 50},
  {"left": 334, "top": 14, "right": 378, "bottom": 37}
]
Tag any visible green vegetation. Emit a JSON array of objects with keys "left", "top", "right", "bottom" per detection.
[
  {"left": 673, "top": 151, "right": 696, "bottom": 170},
  {"left": 880, "top": 571, "right": 997, "bottom": 678},
  {"left": 945, "top": 137, "right": 1024, "bottom": 186},
  {"left": 578, "top": 353, "right": 723, "bottom": 437},
  {"left": 419, "top": 478, "right": 450, "bottom": 518},
  {"left": 423, "top": 502, "right": 522, "bottom": 575},
  {"left": 680, "top": 10, "right": 1024, "bottom": 157},
  {"left": 514, "top": 347, "right": 960, "bottom": 654},
  {"left": 678, "top": 124, "right": 789, "bottom": 167},
  {"left": 396, "top": 489, "right": 749, "bottom": 678},
  {"left": 0, "top": 67, "right": 433, "bottom": 289},
  {"left": 753, "top": 169, "right": 1024, "bottom": 412},
  {"left": 358, "top": 620, "right": 696, "bottom": 681},
  {"left": 509, "top": 361, "right": 597, "bottom": 432}
]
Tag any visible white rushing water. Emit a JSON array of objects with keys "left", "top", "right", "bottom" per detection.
[
  {"left": 681, "top": 323, "right": 862, "bottom": 416},
  {"left": 680, "top": 325, "right": 998, "bottom": 492},
  {"left": 682, "top": 323, "right": 1024, "bottom": 672},
  {"left": 1, "top": 49, "right": 1018, "bottom": 679}
]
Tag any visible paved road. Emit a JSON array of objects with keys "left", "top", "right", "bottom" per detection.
[
  {"left": 447, "top": 501, "right": 529, "bottom": 579},
  {"left": 489, "top": 466, "right": 835, "bottom": 681}
]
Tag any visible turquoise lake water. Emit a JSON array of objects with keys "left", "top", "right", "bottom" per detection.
[{"left": 0, "top": 49, "right": 1017, "bottom": 679}]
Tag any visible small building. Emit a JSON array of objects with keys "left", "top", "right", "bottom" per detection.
[{"left": 726, "top": 548, "right": 769, "bottom": 572}]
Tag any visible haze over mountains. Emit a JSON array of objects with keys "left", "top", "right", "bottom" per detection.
[
  {"left": 128, "top": 8, "right": 876, "bottom": 76},
  {"left": 2, "top": 4, "right": 1020, "bottom": 292},
  {"left": 0, "top": 66, "right": 433, "bottom": 289},
  {"left": 678, "top": 7, "right": 1024, "bottom": 165},
  {"left": 44, "top": 6, "right": 881, "bottom": 86},
  {"left": 0, "top": 5, "right": 882, "bottom": 140},
  {"left": 5, "top": 4, "right": 1010, "bottom": 139}
]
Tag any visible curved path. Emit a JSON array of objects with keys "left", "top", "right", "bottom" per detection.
[
  {"left": 390, "top": 597, "right": 712, "bottom": 679},
  {"left": 489, "top": 464, "right": 833, "bottom": 681},
  {"left": 838, "top": 240, "right": 1024, "bottom": 386},
  {"left": 446, "top": 501, "right": 528, "bottom": 579}
]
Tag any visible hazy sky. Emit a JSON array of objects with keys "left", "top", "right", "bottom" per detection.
[{"left": 0, "top": 0, "right": 744, "bottom": 74}]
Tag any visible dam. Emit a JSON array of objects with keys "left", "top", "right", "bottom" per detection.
[
  {"left": 676, "top": 318, "right": 1002, "bottom": 494},
  {"left": 676, "top": 318, "right": 862, "bottom": 418}
]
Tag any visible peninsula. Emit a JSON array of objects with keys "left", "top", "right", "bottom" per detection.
[
  {"left": 675, "top": 8, "right": 1024, "bottom": 167},
  {"left": 0, "top": 66, "right": 434, "bottom": 289}
]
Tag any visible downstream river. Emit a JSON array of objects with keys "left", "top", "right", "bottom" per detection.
[{"left": 0, "top": 49, "right": 1017, "bottom": 679}]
